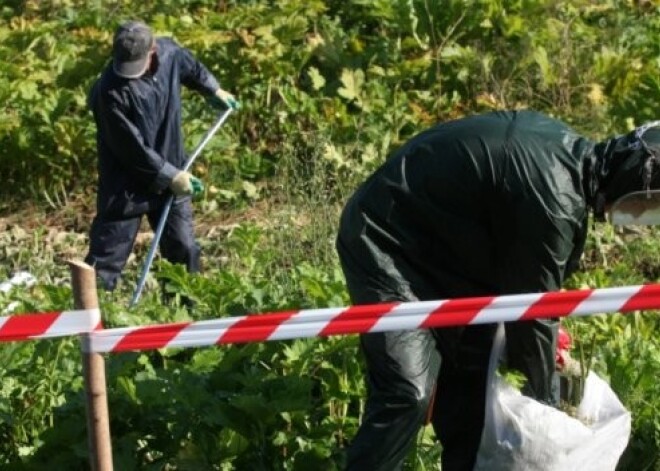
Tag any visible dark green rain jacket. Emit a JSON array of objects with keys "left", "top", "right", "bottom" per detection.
[
  {"left": 335, "top": 111, "right": 659, "bottom": 460},
  {"left": 337, "top": 110, "right": 594, "bottom": 302}
]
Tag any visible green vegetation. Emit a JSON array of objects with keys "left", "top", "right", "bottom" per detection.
[{"left": 0, "top": 0, "right": 659, "bottom": 469}]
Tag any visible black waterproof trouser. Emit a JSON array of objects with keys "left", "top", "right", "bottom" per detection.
[
  {"left": 85, "top": 196, "right": 200, "bottom": 291},
  {"left": 338, "top": 250, "right": 558, "bottom": 471}
]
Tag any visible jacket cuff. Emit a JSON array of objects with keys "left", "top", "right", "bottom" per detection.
[{"left": 150, "top": 161, "right": 180, "bottom": 193}]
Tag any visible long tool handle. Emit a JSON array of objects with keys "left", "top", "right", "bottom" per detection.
[
  {"left": 182, "top": 108, "right": 233, "bottom": 172},
  {"left": 129, "top": 108, "right": 233, "bottom": 308}
]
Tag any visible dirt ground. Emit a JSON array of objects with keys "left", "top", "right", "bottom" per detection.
[{"left": 0, "top": 191, "right": 281, "bottom": 258}]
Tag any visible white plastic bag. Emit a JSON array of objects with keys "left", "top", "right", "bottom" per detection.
[
  {"left": 474, "top": 324, "right": 631, "bottom": 471},
  {"left": 0, "top": 271, "right": 36, "bottom": 294}
]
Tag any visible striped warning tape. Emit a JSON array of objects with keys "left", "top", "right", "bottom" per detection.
[
  {"left": 0, "top": 309, "right": 102, "bottom": 342},
  {"left": 88, "top": 283, "right": 660, "bottom": 353}
]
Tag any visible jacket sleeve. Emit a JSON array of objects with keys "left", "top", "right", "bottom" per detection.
[
  {"left": 176, "top": 45, "right": 220, "bottom": 96},
  {"left": 487, "top": 194, "right": 584, "bottom": 404},
  {"left": 490, "top": 196, "right": 583, "bottom": 294},
  {"left": 98, "top": 91, "right": 179, "bottom": 192}
]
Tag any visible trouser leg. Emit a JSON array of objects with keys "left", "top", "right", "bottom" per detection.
[
  {"left": 336, "top": 238, "right": 441, "bottom": 470},
  {"left": 147, "top": 196, "right": 200, "bottom": 273},
  {"left": 432, "top": 323, "right": 496, "bottom": 471},
  {"left": 346, "top": 329, "right": 440, "bottom": 471},
  {"left": 85, "top": 215, "right": 142, "bottom": 291}
]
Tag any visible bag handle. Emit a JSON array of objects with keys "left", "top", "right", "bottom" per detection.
[{"left": 480, "top": 322, "right": 506, "bottom": 446}]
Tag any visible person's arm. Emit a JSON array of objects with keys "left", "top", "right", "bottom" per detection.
[
  {"left": 177, "top": 45, "right": 220, "bottom": 94},
  {"left": 564, "top": 216, "right": 588, "bottom": 281},
  {"left": 98, "top": 93, "right": 178, "bottom": 193},
  {"left": 493, "top": 211, "right": 578, "bottom": 293},
  {"left": 490, "top": 195, "right": 587, "bottom": 404},
  {"left": 176, "top": 45, "right": 239, "bottom": 108}
]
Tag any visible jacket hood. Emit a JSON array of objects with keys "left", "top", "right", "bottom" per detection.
[{"left": 585, "top": 121, "right": 660, "bottom": 214}]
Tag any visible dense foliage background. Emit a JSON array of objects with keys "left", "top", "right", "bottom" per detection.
[{"left": 0, "top": 0, "right": 659, "bottom": 469}]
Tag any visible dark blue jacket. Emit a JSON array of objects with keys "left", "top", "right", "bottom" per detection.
[{"left": 89, "top": 37, "right": 219, "bottom": 218}]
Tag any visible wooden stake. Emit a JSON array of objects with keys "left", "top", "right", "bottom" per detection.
[{"left": 69, "top": 260, "right": 113, "bottom": 471}]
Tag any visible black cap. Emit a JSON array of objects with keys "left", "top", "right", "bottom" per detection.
[{"left": 112, "top": 21, "right": 154, "bottom": 79}]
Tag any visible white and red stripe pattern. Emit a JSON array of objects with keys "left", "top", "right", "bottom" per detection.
[
  {"left": 89, "top": 284, "right": 660, "bottom": 353},
  {"left": 0, "top": 309, "right": 102, "bottom": 342}
]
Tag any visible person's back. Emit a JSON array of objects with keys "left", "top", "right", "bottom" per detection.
[{"left": 338, "top": 109, "right": 593, "bottom": 302}]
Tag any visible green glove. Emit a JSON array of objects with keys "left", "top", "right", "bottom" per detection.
[
  {"left": 225, "top": 96, "right": 241, "bottom": 110},
  {"left": 211, "top": 88, "right": 241, "bottom": 110},
  {"left": 169, "top": 171, "right": 204, "bottom": 196},
  {"left": 190, "top": 175, "right": 204, "bottom": 196}
]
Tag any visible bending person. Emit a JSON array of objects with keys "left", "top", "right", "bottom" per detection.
[{"left": 336, "top": 110, "right": 660, "bottom": 470}]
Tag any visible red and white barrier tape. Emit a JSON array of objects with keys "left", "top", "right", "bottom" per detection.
[
  {"left": 0, "top": 309, "right": 102, "bottom": 342},
  {"left": 88, "top": 284, "right": 660, "bottom": 353}
]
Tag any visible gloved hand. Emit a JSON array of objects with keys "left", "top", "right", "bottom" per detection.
[
  {"left": 169, "top": 171, "right": 205, "bottom": 196},
  {"left": 190, "top": 175, "right": 204, "bottom": 195},
  {"left": 210, "top": 87, "right": 240, "bottom": 110}
]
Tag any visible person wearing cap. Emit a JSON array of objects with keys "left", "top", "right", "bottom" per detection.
[
  {"left": 335, "top": 110, "right": 660, "bottom": 470},
  {"left": 85, "top": 20, "right": 239, "bottom": 292}
]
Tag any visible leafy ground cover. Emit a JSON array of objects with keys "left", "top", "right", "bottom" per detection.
[
  {"left": 1, "top": 0, "right": 659, "bottom": 469},
  {"left": 1, "top": 199, "right": 659, "bottom": 470}
]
